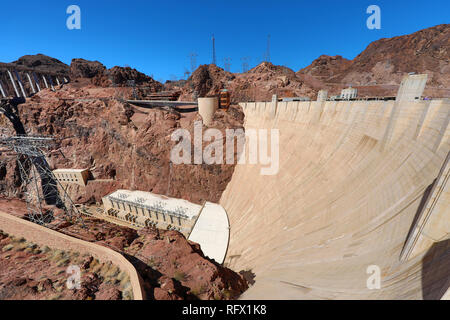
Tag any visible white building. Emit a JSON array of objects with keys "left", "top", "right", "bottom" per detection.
[
  {"left": 317, "top": 90, "right": 328, "bottom": 101},
  {"left": 101, "top": 189, "right": 202, "bottom": 237},
  {"left": 100, "top": 189, "right": 231, "bottom": 264},
  {"left": 53, "top": 168, "right": 90, "bottom": 187},
  {"left": 340, "top": 87, "right": 358, "bottom": 100}
]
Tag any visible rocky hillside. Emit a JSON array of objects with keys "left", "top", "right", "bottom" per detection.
[
  {"left": 298, "top": 24, "right": 450, "bottom": 92},
  {"left": 70, "top": 58, "right": 106, "bottom": 79},
  {"left": 69, "top": 58, "right": 163, "bottom": 92},
  {"left": 178, "top": 62, "right": 316, "bottom": 102},
  {"left": 9, "top": 54, "right": 70, "bottom": 76},
  {"left": 0, "top": 77, "right": 247, "bottom": 300},
  {"left": 0, "top": 83, "right": 244, "bottom": 205},
  {"left": 297, "top": 55, "right": 352, "bottom": 82},
  {"left": 3, "top": 24, "right": 448, "bottom": 101},
  {"left": 0, "top": 229, "right": 131, "bottom": 300},
  {"left": 0, "top": 200, "right": 248, "bottom": 300},
  {"left": 3, "top": 54, "right": 164, "bottom": 96},
  {"left": 178, "top": 64, "right": 235, "bottom": 100},
  {"left": 176, "top": 25, "right": 449, "bottom": 102},
  {"left": 230, "top": 62, "right": 315, "bottom": 101}
]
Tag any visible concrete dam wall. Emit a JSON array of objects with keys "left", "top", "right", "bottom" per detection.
[{"left": 220, "top": 98, "right": 449, "bottom": 299}]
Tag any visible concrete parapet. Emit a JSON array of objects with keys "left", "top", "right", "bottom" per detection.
[{"left": 0, "top": 211, "right": 145, "bottom": 300}]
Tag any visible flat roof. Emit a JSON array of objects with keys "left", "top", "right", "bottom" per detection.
[
  {"left": 105, "top": 189, "right": 202, "bottom": 219},
  {"left": 53, "top": 168, "right": 88, "bottom": 173}
]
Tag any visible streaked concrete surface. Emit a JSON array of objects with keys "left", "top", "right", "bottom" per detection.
[
  {"left": 220, "top": 98, "right": 449, "bottom": 299},
  {"left": 188, "top": 202, "right": 230, "bottom": 264}
]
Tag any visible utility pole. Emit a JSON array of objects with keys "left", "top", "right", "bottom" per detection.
[
  {"left": 189, "top": 53, "right": 198, "bottom": 73},
  {"left": 212, "top": 34, "right": 216, "bottom": 65},
  {"left": 223, "top": 57, "right": 232, "bottom": 72}
]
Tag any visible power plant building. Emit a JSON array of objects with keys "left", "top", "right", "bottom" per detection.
[{"left": 101, "top": 189, "right": 202, "bottom": 237}]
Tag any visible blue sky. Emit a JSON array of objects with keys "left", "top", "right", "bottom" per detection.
[{"left": 2, "top": 0, "right": 448, "bottom": 81}]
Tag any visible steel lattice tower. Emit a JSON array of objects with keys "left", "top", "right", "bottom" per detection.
[
  {"left": 212, "top": 34, "right": 216, "bottom": 65},
  {"left": 241, "top": 57, "right": 250, "bottom": 73},
  {"left": 189, "top": 53, "right": 198, "bottom": 73},
  {"left": 0, "top": 135, "right": 84, "bottom": 226},
  {"left": 127, "top": 80, "right": 137, "bottom": 99},
  {"left": 223, "top": 57, "right": 232, "bottom": 72}
]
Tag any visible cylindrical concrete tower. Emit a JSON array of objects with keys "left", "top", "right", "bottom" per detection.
[{"left": 198, "top": 97, "right": 218, "bottom": 126}]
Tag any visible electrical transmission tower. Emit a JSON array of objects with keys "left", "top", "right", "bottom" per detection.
[
  {"left": 184, "top": 68, "right": 191, "bottom": 79},
  {"left": 223, "top": 57, "right": 232, "bottom": 72},
  {"left": 266, "top": 34, "right": 271, "bottom": 62},
  {"left": 212, "top": 34, "right": 216, "bottom": 65},
  {"left": 189, "top": 53, "right": 198, "bottom": 73},
  {"left": 0, "top": 135, "right": 84, "bottom": 226},
  {"left": 126, "top": 80, "right": 137, "bottom": 99},
  {"left": 241, "top": 57, "right": 250, "bottom": 73}
]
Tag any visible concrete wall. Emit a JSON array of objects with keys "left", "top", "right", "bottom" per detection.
[
  {"left": 401, "top": 151, "right": 450, "bottom": 260},
  {"left": 188, "top": 202, "right": 230, "bottom": 264},
  {"left": 0, "top": 211, "right": 145, "bottom": 300},
  {"left": 223, "top": 98, "right": 449, "bottom": 299}
]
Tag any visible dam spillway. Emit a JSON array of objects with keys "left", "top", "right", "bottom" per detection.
[{"left": 220, "top": 97, "right": 449, "bottom": 299}]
